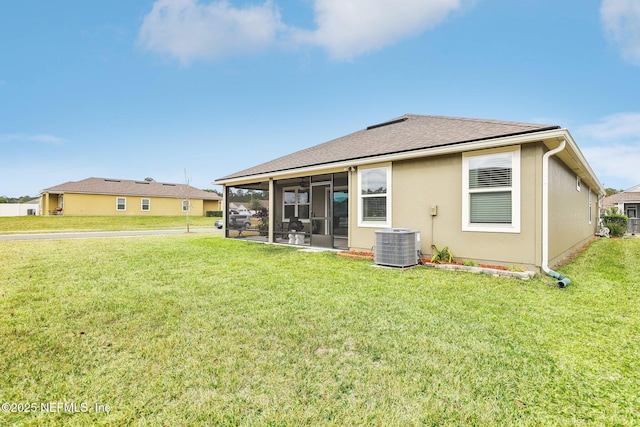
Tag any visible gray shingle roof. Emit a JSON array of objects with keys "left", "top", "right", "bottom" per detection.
[
  {"left": 217, "top": 114, "right": 560, "bottom": 181},
  {"left": 42, "top": 177, "right": 221, "bottom": 200},
  {"left": 603, "top": 188, "right": 640, "bottom": 206}
]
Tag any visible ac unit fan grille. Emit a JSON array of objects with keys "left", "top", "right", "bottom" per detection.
[{"left": 374, "top": 228, "right": 419, "bottom": 268}]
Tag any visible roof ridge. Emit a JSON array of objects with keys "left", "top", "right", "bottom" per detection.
[{"left": 403, "top": 114, "right": 557, "bottom": 128}]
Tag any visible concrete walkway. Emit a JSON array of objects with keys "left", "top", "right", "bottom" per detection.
[{"left": 0, "top": 228, "right": 221, "bottom": 241}]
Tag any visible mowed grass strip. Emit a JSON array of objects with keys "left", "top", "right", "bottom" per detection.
[
  {"left": 0, "top": 215, "right": 219, "bottom": 234},
  {"left": 1, "top": 235, "right": 639, "bottom": 426}
]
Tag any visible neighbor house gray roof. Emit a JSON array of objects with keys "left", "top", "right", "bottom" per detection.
[
  {"left": 217, "top": 114, "right": 560, "bottom": 181},
  {"left": 42, "top": 177, "right": 221, "bottom": 200},
  {"left": 602, "top": 185, "right": 640, "bottom": 207}
]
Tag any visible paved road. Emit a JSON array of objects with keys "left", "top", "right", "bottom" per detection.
[{"left": 0, "top": 228, "right": 221, "bottom": 241}]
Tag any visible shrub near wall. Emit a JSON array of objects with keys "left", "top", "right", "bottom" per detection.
[
  {"left": 602, "top": 209, "right": 628, "bottom": 237},
  {"left": 206, "top": 211, "right": 222, "bottom": 217}
]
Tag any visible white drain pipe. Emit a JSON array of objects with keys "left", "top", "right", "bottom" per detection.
[{"left": 542, "top": 139, "right": 571, "bottom": 287}]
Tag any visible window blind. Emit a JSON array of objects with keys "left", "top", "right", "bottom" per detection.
[{"left": 470, "top": 192, "right": 512, "bottom": 223}]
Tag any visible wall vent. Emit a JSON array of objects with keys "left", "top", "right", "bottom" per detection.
[{"left": 374, "top": 228, "right": 420, "bottom": 268}]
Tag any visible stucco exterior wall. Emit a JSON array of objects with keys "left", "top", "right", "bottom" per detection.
[
  {"left": 203, "top": 200, "right": 221, "bottom": 213},
  {"left": 58, "top": 193, "right": 206, "bottom": 216},
  {"left": 0, "top": 203, "right": 40, "bottom": 216},
  {"left": 547, "top": 157, "right": 598, "bottom": 266},
  {"left": 348, "top": 144, "right": 546, "bottom": 270}
]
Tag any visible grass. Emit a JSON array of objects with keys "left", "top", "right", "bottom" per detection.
[
  {"left": 1, "top": 234, "right": 639, "bottom": 426},
  {"left": 0, "top": 216, "right": 219, "bottom": 234}
]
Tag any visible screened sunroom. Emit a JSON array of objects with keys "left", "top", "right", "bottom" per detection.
[{"left": 222, "top": 172, "right": 349, "bottom": 250}]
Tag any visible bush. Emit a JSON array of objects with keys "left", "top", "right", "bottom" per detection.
[
  {"left": 602, "top": 210, "right": 628, "bottom": 237},
  {"left": 206, "top": 211, "right": 222, "bottom": 217},
  {"left": 431, "top": 245, "right": 454, "bottom": 263}
]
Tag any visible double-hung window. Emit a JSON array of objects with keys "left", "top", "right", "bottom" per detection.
[
  {"left": 141, "top": 198, "right": 150, "bottom": 211},
  {"left": 116, "top": 197, "right": 126, "bottom": 211},
  {"left": 358, "top": 165, "right": 391, "bottom": 228},
  {"left": 182, "top": 200, "right": 190, "bottom": 212},
  {"left": 283, "top": 188, "right": 310, "bottom": 221},
  {"left": 462, "top": 147, "right": 520, "bottom": 233}
]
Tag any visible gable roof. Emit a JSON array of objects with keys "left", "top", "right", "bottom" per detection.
[
  {"left": 603, "top": 185, "right": 640, "bottom": 206},
  {"left": 41, "top": 177, "right": 221, "bottom": 200},
  {"left": 217, "top": 114, "right": 560, "bottom": 181}
]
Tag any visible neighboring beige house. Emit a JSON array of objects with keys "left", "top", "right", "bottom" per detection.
[
  {"left": 215, "top": 114, "right": 604, "bottom": 273},
  {"left": 602, "top": 185, "right": 640, "bottom": 233},
  {"left": 602, "top": 184, "right": 640, "bottom": 218},
  {"left": 40, "top": 177, "right": 221, "bottom": 216}
]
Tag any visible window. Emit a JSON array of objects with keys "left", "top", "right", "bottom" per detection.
[
  {"left": 462, "top": 147, "right": 520, "bottom": 233},
  {"left": 588, "top": 192, "right": 592, "bottom": 224},
  {"left": 577, "top": 176, "right": 581, "bottom": 192},
  {"left": 116, "top": 197, "right": 126, "bottom": 211},
  {"left": 358, "top": 166, "right": 391, "bottom": 227},
  {"left": 182, "top": 200, "right": 190, "bottom": 212},
  {"left": 283, "top": 188, "right": 310, "bottom": 221},
  {"left": 141, "top": 198, "right": 150, "bottom": 211}
]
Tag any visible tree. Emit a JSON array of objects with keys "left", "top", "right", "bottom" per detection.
[
  {"left": 605, "top": 188, "right": 623, "bottom": 196},
  {"left": 0, "top": 195, "right": 34, "bottom": 203},
  {"left": 250, "top": 197, "right": 263, "bottom": 211},
  {"left": 144, "top": 177, "right": 155, "bottom": 182}
]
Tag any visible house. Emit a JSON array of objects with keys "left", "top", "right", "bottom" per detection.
[
  {"left": 39, "top": 177, "right": 221, "bottom": 216},
  {"left": 0, "top": 199, "right": 40, "bottom": 216},
  {"left": 215, "top": 114, "right": 604, "bottom": 272},
  {"left": 602, "top": 185, "right": 640, "bottom": 233},
  {"left": 602, "top": 184, "right": 640, "bottom": 218}
]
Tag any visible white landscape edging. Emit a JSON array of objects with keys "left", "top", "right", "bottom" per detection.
[{"left": 423, "top": 262, "right": 535, "bottom": 280}]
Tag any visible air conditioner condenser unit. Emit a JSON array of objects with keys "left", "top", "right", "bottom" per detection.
[{"left": 374, "top": 228, "right": 420, "bottom": 268}]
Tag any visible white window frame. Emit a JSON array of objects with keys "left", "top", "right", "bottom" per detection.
[
  {"left": 282, "top": 187, "right": 311, "bottom": 222},
  {"left": 462, "top": 146, "right": 521, "bottom": 233},
  {"left": 588, "top": 191, "right": 592, "bottom": 224},
  {"left": 577, "top": 176, "right": 581, "bottom": 192},
  {"left": 141, "top": 198, "right": 151, "bottom": 211},
  {"left": 116, "top": 197, "right": 126, "bottom": 211},
  {"left": 358, "top": 165, "right": 392, "bottom": 228},
  {"left": 182, "top": 200, "right": 190, "bottom": 212}
]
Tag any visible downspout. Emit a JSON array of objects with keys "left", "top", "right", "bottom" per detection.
[{"left": 542, "top": 139, "right": 571, "bottom": 288}]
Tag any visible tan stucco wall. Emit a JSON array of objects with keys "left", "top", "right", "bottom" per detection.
[
  {"left": 547, "top": 157, "right": 598, "bottom": 266},
  {"left": 203, "top": 200, "right": 221, "bottom": 213},
  {"left": 349, "top": 144, "right": 548, "bottom": 270},
  {"left": 57, "top": 193, "right": 209, "bottom": 216}
]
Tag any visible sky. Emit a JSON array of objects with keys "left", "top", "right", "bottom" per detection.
[{"left": 1, "top": 0, "right": 640, "bottom": 197}]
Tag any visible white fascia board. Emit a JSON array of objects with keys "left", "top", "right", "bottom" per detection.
[{"left": 543, "top": 129, "right": 605, "bottom": 196}]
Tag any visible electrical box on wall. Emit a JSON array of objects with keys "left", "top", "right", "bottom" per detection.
[{"left": 430, "top": 205, "right": 438, "bottom": 216}]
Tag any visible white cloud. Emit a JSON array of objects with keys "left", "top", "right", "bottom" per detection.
[
  {"left": 0, "top": 134, "right": 66, "bottom": 144},
  {"left": 580, "top": 112, "right": 640, "bottom": 140},
  {"left": 138, "top": 0, "right": 285, "bottom": 64},
  {"left": 601, "top": 0, "right": 640, "bottom": 65},
  {"left": 579, "top": 112, "right": 640, "bottom": 189},
  {"left": 298, "top": 0, "right": 463, "bottom": 60},
  {"left": 138, "top": 0, "right": 466, "bottom": 63},
  {"left": 582, "top": 144, "right": 640, "bottom": 189}
]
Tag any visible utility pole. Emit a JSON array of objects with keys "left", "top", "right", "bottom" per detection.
[{"left": 183, "top": 168, "right": 191, "bottom": 233}]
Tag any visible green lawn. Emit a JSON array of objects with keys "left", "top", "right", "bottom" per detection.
[
  {"left": 1, "top": 235, "right": 638, "bottom": 426},
  {"left": 0, "top": 215, "right": 219, "bottom": 234}
]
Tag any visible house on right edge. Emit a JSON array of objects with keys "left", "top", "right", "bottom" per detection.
[
  {"left": 215, "top": 114, "right": 605, "bottom": 273},
  {"left": 602, "top": 185, "right": 640, "bottom": 234}
]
